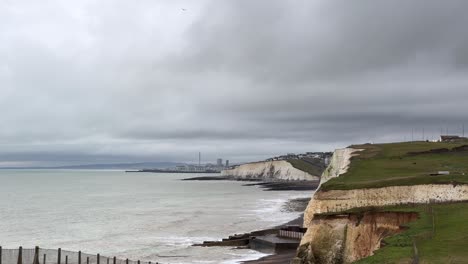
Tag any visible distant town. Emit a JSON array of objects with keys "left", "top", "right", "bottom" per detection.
[
  {"left": 172, "top": 158, "right": 230, "bottom": 173},
  {"left": 170, "top": 152, "right": 334, "bottom": 173},
  {"left": 126, "top": 154, "right": 230, "bottom": 173},
  {"left": 126, "top": 151, "right": 333, "bottom": 174},
  {"left": 264, "top": 152, "right": 333, "bottom": 165}
]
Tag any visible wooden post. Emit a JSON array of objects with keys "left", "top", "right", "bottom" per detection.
[
  {"left": 57, "top": 248, "right": 61, "bottom": 264},
  {"left": 17, "top": 246, "right": 23, "bottom": 264},
  {"left": 137, "top": 260, "right": 140, "bottom": 264},
  {"left": 113, "top": 257, "right": 116, "bottom": 264},
  {"left": 65, "top": 256, "right": 68, "bottom": 264},
  {"left": 33, "top": 246, "right": 40, "bottom": 264},
  {"left": 412, "top": 238, "right": 419, "bottom": 264},
  {"left": 78, "top": 251, "right": 81, "bottom": 264},
  {"left": 0, "top": 246, "right": 2, "bottom": 264},
  {"left": 126, "top": 259, "right": 128, "bottom": 264},
  {"left": 106, "top": 258, "right": 109, "bottom": 264},
  {"left": 97, "top": 254, "right": 100, "bottom": 264},
  {"left": 43, "top": 254, "right": 46, "bottom": 264},
  {"left": 86, "top": 257, "right": 89, "bottom": 264}
]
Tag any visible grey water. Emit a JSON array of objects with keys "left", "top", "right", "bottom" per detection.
[{"left": 0, "top": 170, "right": 311, "bottom": 264}]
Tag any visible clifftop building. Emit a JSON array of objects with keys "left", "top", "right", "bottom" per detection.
[{"left": 440, "top": 135, "right": 468, "bottom": 142}]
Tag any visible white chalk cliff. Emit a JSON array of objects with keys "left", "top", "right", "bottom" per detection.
[{"left": 221, "top": 160, "right": 319, "bottom": 181}]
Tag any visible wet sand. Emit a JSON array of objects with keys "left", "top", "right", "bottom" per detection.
[{"left": 241, "top": 251, "right": 296, "bottom": 264}]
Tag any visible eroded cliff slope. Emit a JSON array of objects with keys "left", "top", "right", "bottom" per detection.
[{"left": 297, "top": 212, "right": 418, "bottom": 264}]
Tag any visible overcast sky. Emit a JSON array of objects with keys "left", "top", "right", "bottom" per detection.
[{"left": 1, "top": 0, "right": 468, "bottom": 167}]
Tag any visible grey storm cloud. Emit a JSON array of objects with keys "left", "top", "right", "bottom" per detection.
[{"left": 1, "top": 0, "right": 468, "bottom": 166}]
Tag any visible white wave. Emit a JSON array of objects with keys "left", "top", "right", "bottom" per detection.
[
  {"left": 251, "top": 197, "right": 302, "bottom": 224},
  {"left": 221, "top": 251, "right": 270, "bottom": 264}
]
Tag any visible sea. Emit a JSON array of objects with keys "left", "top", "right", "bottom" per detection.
[{"left": 0, "top": 170, "right": 312, "bottom": 264}]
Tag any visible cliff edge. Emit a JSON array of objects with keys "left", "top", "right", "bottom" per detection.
[{"left": 295, "top": 142, "right": 468, "bottom": 263}]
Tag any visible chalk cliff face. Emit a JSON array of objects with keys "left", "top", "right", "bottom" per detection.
[
  {"left": 319, "top": 148, "right": 361, "bottom": 187},
  {"left": 296, "top": 212, "right": 418, "bottom": 264},
  {"left": 296, "top": 147, "right": 468, "bottom": 263},
  {"left": 221, "top": 160, "right": 319, "bottom": 181},
  {"left": 302, "top": 148, "right": 361, "bottom": 225},
  {"left": 303, "top": 184, "right": 468, "bottom": 225}
]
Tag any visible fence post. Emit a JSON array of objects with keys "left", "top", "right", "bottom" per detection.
[
  {"left": 0, "top": 246, "right": 2, "bottom": 264},
  {"left": 33, "top": 246, "right": 40, "bottom": 264},
  {"left": 412, "top": 238, "right": 419, "bottom": 264},
  {"left": 432, "top": 207, "right": 436, "bottom": 238},
  {"left": 138, "top": 260, "right": 140, "bottom": 264},
  {"left": 113, "top": 257, "right": 116, "bottom": 264},
  {"left": 78, "top": 251, "right": 81, "bottom": 264},
  {"left": 86, "top": 257, "right": 89, "bottom": 264},
  {"left": 126, "top": 259, "right": 128, "bottom": 264},
  {"left": 107, "top": 259, "right": 109, "bottom": 264},
  {"left": 97, "top": 254, "right": 100, "bottom": 264},
  {"left": 43, "top": 254, "right": 46, "bottom": 264},
  {"left": 17, "top": 246, "right": 23, "bottom": 264},
  {"left": 57, "top": 248, "right": 61, "bottom": 264},
  {"left": 65, "top": 256, "right": 68, "bottom": 264}
]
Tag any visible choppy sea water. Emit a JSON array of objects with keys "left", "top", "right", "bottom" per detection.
[{"left": 0, "top": 170, "right": 312, "bottom": 264}]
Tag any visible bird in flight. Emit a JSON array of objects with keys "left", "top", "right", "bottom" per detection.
[{"left": 181, "top": 8, "right": 186, "bottom": 11}]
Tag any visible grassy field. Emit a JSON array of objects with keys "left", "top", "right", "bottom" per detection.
[
  {"left": 353, "top": 202, "right": 468, "bottom": 264},
  {"left": 321, "top": 141, "right": 468, "bottom": 190}
]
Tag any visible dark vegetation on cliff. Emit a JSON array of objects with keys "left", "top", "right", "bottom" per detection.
[
  {"left": 287, "top": 158, "right": 326, "bottom": 177},
  {"left": 321, "top": 141, "right": 468, "bottom": 191}
]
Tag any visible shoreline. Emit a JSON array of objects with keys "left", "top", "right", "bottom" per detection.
[
  {"left": 239, "top": 198, "right": 311, "bottom": 264},
  {"left": 182, "top": 176, "right": 319, "bottom": 191},
  {"left": 239, "top": 213, "right": 304, "bottom": 264},
  {"left": 194, "top": 197, "right": 311, "bottom": 264},
  {"left": 241, "top": 252, "right": 297, "bottom": 264}
]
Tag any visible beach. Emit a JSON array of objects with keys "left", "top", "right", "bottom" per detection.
[
  {"left": 242, "top": 252, "right": 297, "bottom": 264},
  {"left": 193, "top": 197, "right": 311, "bottom": 264}
]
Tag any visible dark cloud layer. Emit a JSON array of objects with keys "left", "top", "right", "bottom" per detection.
[{"left": 1, "top": 0, "right": 468, "bottom": 166}]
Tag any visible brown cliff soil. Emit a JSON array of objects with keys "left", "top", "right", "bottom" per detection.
[
  {"left": 343, "top": 212, "right": 418, "bottom": 262},
  {"left": 295, "top": 211, "right": 418, "bottom": 264}
]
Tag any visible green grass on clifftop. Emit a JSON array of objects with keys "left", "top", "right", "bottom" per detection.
[
  {"left": 321, "top": 141, "right": 468, "bottom": 191},
  {"left": 354, "top": 202, "right": 468, "bottom": 264}
]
